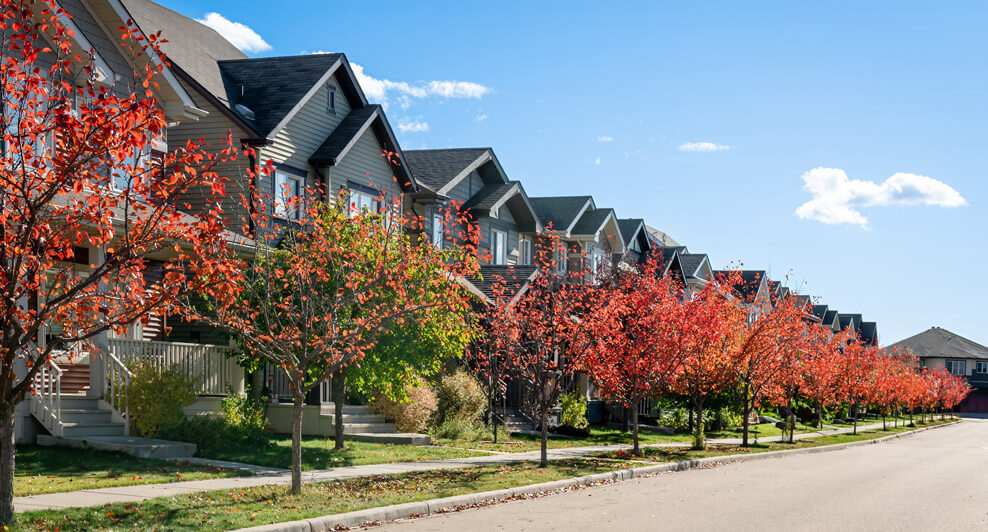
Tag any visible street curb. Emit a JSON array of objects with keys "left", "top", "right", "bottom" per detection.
[{"left": 232, "top": 419, "right": 960, "bottom": 532}]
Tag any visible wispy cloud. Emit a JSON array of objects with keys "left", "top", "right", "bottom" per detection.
[
  {"left": 595, "top": 136, "right": 614, "bottom": 143},
  {"left": 595, "top": 157, "right": 601, "bottom": 166},
  {"left": 678, "top": 141, "right": 731, "bottom": 152},
  {"left": 795, "top": 167, "right": 968, "bottom": 227},
  {"left": 350, "top": 63, "right": 491, "bottom": 111},
  {"left": 397, "top": 120, "right": 430, "bottom": 134},
  {"left": 475, "top": 113, "right": 488, "bottom": 122},
  {"left": 196, "top": 13, "right": 272, "bottom": 54}
]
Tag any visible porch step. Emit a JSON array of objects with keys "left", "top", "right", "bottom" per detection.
[
  {"left": 60, "top": 409, "right": 112, "bottom": 424},
  {"left": 60, "top": 365, "right": 91, "bottom": 394},
  {"left": 36, "top": 435, "right": 196, "bottom": 459},
  {"left": 58, "top": 396, "right": 101, "bottom": 409},
  {"left": 341, "top": 422, "right": 398, "bottom": 435},
  {"left": 61, "top": 422, "right": 126, "bottom": 437},
  {"left": 319, "top": 404, "right": 376, "bottom": 415},
  {"left": 321, "top": 414, "right": 387, "bottom": 424},
  {"left": 348, "top": 432, "right": 431, "bottom": 445}
]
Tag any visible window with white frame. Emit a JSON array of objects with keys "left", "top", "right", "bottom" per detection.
[
  {"left": 518, "top": 237, "right": 532, "bottom": 265},
  {"left": 492, "top": 229, "right": 507, "bottom": 265},
  {"left": 348, "top": 188, "right": 383, "bottom": 217},
  {"left": 432, "top": 213, "right": 444, "bottom": 249},
  {"left": 274, "top": 170, "right": 303, "bottom": 220},
  {"left": 977, "top": 361, "right": 988, "bottom": 374},
  {"left": 327, "top": 84, "right": 337, "bottom": 114},
  {"left": 946, "top": 359, "right": 966, "bottom": 376}
]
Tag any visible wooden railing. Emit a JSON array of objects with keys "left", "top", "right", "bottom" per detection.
[
  {"left": 105, "top": 351, "right": 131, "bottom": 435},
  {"left": 107, "top": 339, "right": 238, "bottom": 396},
  {"left": 30, "top": 359, "right": 63, "bottom": 437}
]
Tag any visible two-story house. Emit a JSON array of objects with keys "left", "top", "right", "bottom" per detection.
[
  {"left": 528, "top": 196, "right": 625, "bottom": 279},
  {"left": 890, "top": 327, "right": 988, "bottom": 413}
]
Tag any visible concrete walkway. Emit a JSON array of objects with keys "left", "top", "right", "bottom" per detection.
[{"left": 13, "top": 418, "right": 926, "bottom": 513}]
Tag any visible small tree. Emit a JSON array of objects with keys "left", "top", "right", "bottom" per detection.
[{"left": 0, "top": 4, "right": 236, "bottom": 523}]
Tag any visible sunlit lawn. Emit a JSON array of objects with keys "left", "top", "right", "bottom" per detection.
[
  {"left": 21, "top": 459, "right": 635, "bottom": 531},
  {"left": 433, "top": 426, "right": 692, "bottom": 453},
  {"left": 14, "top": 445, "right": 245, "bottom": 496}
]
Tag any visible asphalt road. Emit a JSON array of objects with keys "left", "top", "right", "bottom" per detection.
[{"left": 381, "top": 419, "right": 988, "bottom": 531}]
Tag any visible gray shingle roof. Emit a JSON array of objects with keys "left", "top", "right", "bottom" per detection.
[
  {"left": 120, "top": 0, "right": 247, "bottom": 105},
  {"left": 617, "top": 218, "right": 645, "bottom": 247},
  {"left": 217, "top": 54, "right": 343, "bottom": 136},
  {"left": 571, "top": 208, "right": 614, "bottom": 236},
  {"left": 678, "top": 253, "right": 708, "bottom": 278},
  {"left": 838, "top": 315, "right": 855, "bottom": 331},
  {"left": 309, "top": 105, "right": 380, "bottom": 165},
  {"left": 403, "top": 149, "right": 490, "bottom": 192},
  {"left": 859, "top": 322, "right": 878, "bottom": 345},
  {"left": 462, "top": 182, "right": 519, "bottom": 212},
  {"left": 823, "top": 310, "right": 839, "bottom": 326},
  {"left": 467, "top": 265, "right": 538, "bottom": 300},
  {"left": 529, "top": 196, "right": 592, "bottom": 232},
  {"left": 811, "top": 305, "right": 829, "bottom": 321},
  {"left": 890, "top": 327, "right": 988, "bottom": 360},
  {"left": 843, "top": 313, "right": 863, "bottom": 331}
]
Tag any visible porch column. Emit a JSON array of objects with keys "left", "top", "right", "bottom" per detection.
[{"left": 88, "top": 247, "right": 108, "bottom": 398}]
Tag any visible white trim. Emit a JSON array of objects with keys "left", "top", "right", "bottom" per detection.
[
  {"left": 54, "top": 11, "right": 114, "bottom": 85},
  {"left": 436, "top": 150, "right": 493, "bottom": 196},
  {"left": 562, "top": 198, "right": 594, "bottom": 236},
  {"left": 331, "top": 108, "right": 379, "bottom": 165},
  {"left": 267, "top": 57, "right": 347, "bottom": 139}
]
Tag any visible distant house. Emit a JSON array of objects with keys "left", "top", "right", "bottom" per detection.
[
  {"left": 616, "top": 218, "right": 653, "bottom": 266},
  {"left": 889, "top": 327, "right": 988, "bottom": 413},
  {"left": 529, "top": 196, "right": 625, "bottom": 279}
]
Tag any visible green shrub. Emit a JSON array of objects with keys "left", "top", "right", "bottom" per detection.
[
  {"left": 370, "top": 377, "right": 438, "bottom": 433},
  {"left": 159, "top": 415, "right": 273, "bottom": 457},
  {"left": 221, "top": 386, "right": 268, "bottom": 432},
  {"left": 560, "top": 392, "right": 588, "bottom": 430},
  {"left": 124, "top": 362, "right": 199, "bottom": 437},
  {"left": 429, "top": 417, "right": 491, "bottom": 441},
  {"left": 434, "top": 370, "right": 486, "bottom": 425}
]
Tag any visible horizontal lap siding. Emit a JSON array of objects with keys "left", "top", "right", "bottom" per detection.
[
  {"left": 480, "top": 209, "right": 520, "bottom": 266},
  {"left": 328, "top": 128, "right": 402, "bottom": 201}
]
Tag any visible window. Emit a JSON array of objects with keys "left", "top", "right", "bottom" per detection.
[
  {"left": 518, "top": 238, "right": 532, "bottom": 265},
  {"left": 274, "top": 170, "right": 303, "bottom": 220},
  {"left": 327, "top": 85, "right": 337, "bottom": 114},
  {"left": 946, "top": 360, "right": 966, "bottom": 376},
  {"left": 349, "top": 188, "right": 383, "bottom": 217},
  {"left": 977, "top": 361, "right": 988, "bottom": 374},
  {"left": 432, "top": 214, "right": 444, "bottom": 249},
  {"left": 492, "top": 229, "right": 507, "bottom": 265}
]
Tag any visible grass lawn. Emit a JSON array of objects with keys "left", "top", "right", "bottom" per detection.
[
  {"left": 197, "top": 434, "right": 484, "bottom": 470},
  {"left": 14, "top": 446, "right": 247, "bottom": 496},
  {"left": 706, "top": 421, "right": 821, "bottom": 440},
  {"left": 20, "top": 459, "right": 636, "bottom": 531},
  {"left": 433, "top": 426, "right": 691, "bottom": 453},
  {"left": 590, "top": 418, "right": 956, "bottom": 462}
]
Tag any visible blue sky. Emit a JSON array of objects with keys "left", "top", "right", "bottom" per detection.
[{"left": 157, "top": 0, "right": 987, "bottom": 346}]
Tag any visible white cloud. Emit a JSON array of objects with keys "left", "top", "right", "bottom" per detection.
[
  {"left": 595, "top": 157, "right": 601, "bottom": 166},
  {"left": 795, "top": 167, "right": 968, "bottom": 227},
  {"left": 196, "top": 13, "right": 272, "bottom": 54},
  {"left": 678, "top": 141, "right": 731, "bottom": 152},
  {"left": 397, "top": 120, "right": 430, "bottom": 134},
  {"left": 475, "top": 113, "right": 488, "bottom": 122},
  {"left": 595, "top": 136, "right": 614, "bottom": 143},
  {"left": 350, "top": 63, "right": 491, "bottom": 110}
]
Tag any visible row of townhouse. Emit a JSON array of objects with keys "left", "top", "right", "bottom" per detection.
[{"left": 16, "top": 0, "right": 883, "bottom": 448}]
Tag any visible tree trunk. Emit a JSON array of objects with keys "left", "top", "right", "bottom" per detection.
[
  {"left": 539, "top": 408, "right": 549, "bottom": 468},
  {"left": 491, "top": 391, "right": 499, "bottom": 444},
  {"left": 333, "top": 370, "right": 345, "bottom": 450},
  {"left": 784, "top": 400, "right": 795, "bottom": 443},
  {"left": 290, "top": 392, "right": 304, "bottom": 494},
  {"left": 622, "top": 407, "right": 630, "bottom": 433},
  {"left": 692, "top": 399, "right": 705, "bottom": 450},
  {"left": 741, "top": 386, "right": 751, "bottom": 447},
  {"left": 883, "top": 412, "right": 887, "bottom": 431},
  {"left": 687, "top": 405, "right": 694, "bottom": 434},
  {"left": 852, "top": 402, "right": 858, "bottom": 435},
  {"left": 0, "top": 405, "right": 15, "bottom": 526},
  {"left": 816, "top": 403, "right": 823, "bottom": 429},
  {"left": 631, "top": 399, "right": 640, "bottom": 457}
]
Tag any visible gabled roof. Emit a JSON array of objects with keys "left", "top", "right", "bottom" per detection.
[
  {"left": 842, "top": 313, "right": 863, "bottom": 331},
  {"left": 792, "top": 294, "right": 812, "bottom": 311},
  {"left": 823, "top": 310, "right": 839, "bottom": 327},
  {"left": 617, "top": 218, "right": 647, "bottom": 248},
  {"left": 529, "top": 196, "right": 594, "bottom": 234},
  {"left": 890, "top": 327, "right": 988, "bottom": 360},
  {"left": 466, "top": 265, "right": 539, "bottom": 303},
  {"left": 403, "top": 148, "right": 492, "bottom": 193},
  {"left": 859, "top": 322, "right": 878, "bottom": 345},
  {"left": 218, "top": 54, "right": 345, "bottom": 136},
  {"left": 644, "top": 225, "right": 681, "bottom": 247},
  {"left": 571, "top": 208, "right": 616, "bottom": 236},
  {"left": 678, "top": 253, "right": 709, "bottom": 279},
  {"left": 462, "top": 182, "right": 519, "bottom": 212},
  {"left": 811, "top": 305, "right": 829, "bottom": 321},
  {"left": 714, "top": 270, "right": 766, "bottom": 301},
  {"left": 838, "top": 315, "right": 855, "bottom": 332}
]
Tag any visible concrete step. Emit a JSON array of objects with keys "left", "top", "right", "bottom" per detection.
[
  {"left": 37, "top": 434, "right": 196, "bottom": 459},
  {"left": 348, "top": 432, "right": 431, "bottom": 445},
  {"left": 59, "top": 409, "right": 112, "bottom": 424},
  {"left": 342, "top": 422, "right": 397, "bottom": 435},
  {"left": 320, "top": 404, "right": 376, "bottom": 415},
  {"left": 58, "top": 396, "right": 101, "bottom": 410},
  {"left": 320, "top": 414, "right": 387, "bottom": 424},
  {"left": 61, "top": 422, "right": 125, "bottom": 437}
]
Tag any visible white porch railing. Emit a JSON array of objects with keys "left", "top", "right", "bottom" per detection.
[
  {"left": 30, "top": 359, "right": 63, "bottom": 437},
  {"left": 105, "top": 351, "right": 131, "bottom": 435},
  {"left": 107, "top": 339, "right": 238, "bottom": 396}
]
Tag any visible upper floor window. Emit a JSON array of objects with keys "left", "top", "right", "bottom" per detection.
[
  {"left": 432, "top": 214, "right": 444, "bottom": 250},
  {"left": 349, "top": 188, "right": 383, "bottom": 217},
  {"left": 492, "top": 229, "right": 507, "bottom": 265},
  {"left": 977, "top": 361, "right": 988, "bottom": 374},
  {"left": 519, "top": 238, "right": 532, "bottom": 265},
  {"left": 946, "top": 359, "right": 966, "bottom": 376},
  {"left": 274, "top": 170, "right": 304, "bottom": 220},
  {"left": 327, "top": 84, "right": 337, "bottom": 115}
]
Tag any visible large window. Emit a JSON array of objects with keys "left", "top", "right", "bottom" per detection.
[
  {"left": 274, "top": 170, "right": 303, "bottom": 220},
  {"left": 432, "top": 214, "right": 444, "bottom": 249},
  {"left": 518, "top": 237, "right": 532, "bottom": 265},
  {"left": 977, "top": 361, "right": 988, "bottom": 374},
  {"left": 946, "top": 360, "right": 966, "bottom": 376},
  {"left": 349, "top": 189, "right": 383, "bottom": 217},
  {"left": 492, "top": 229, "right": 507, "bottom": 265}
]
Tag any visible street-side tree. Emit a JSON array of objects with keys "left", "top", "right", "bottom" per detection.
[
  {"left": 468, "top": 276, "right": 520, "bottom": 443},
  {"left": 577, "top": 258, "right": 683, "bottom": 456},
  {"left": 201, "top": 193, "right": 478, "bottom": 492},
  {"left": 800, "top": 329, "right": 849, "bottom": 428},
  {"left": 669, "top": 277, "right": 745, "bottom": 450},
  {"left": 833, "top": 340, "right": 877, "bottom": 434},
  {"left": 0, "top": 4, "right": 239, "bottom": 523}
]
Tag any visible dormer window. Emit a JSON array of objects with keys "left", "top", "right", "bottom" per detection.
[{"left": 327, "top": 84, "right": 337, "bottom": 115}]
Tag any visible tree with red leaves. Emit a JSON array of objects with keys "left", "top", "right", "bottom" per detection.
[
  {"left": 833, "top": 340, "right": 878, "bottom": 434},
  {"left": 0, "top": 1, "right": 239, "bottom": 522},
  {"left": 469, "top": 275, "right": 519, "bottom": 443},
  {"left": 800, "top": 329, "right": 850, "bottom": 429},
  {"left": 201, "top": 191, "right": 479, "bottom": 493},
  {"left": 577, "top": 258, "right": 683, "bottom": 456}
]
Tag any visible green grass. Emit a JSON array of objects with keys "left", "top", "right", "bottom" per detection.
[
  {"left": 19, "top": 459, "right": 636, "bottom": 531},
  {"left": 591, "top": 418, "right": 956, "bottom": 461},
  {"left": 705, "top": 421, "right": 821, "bottom": 440},
  {"left": 197, "top": 434, "right": 483, "bottom": 470},
  {"left": 433, "top": 425, "right": 691, "bottom": 453},
  {"left": 14, "top": 445, "right": 246, "bottom": 496}
]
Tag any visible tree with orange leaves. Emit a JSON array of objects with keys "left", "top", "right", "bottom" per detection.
[
  {"left": 833, "top": 340, "right": 879, "bottom": 434},
  {"left": 0, "top": 1, "right": 240, "bottom": 521},
  {"left": 800, "top": 329, "right": 850, "bottom": 428}
]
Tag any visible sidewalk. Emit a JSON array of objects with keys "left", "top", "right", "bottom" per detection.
[{"left": 12, "top": 418, "right": 920, "bottom": 513}]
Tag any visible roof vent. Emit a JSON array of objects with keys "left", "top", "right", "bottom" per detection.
[{"left": 235, "top": 104, "right": 255, "bottom": 121}]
